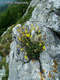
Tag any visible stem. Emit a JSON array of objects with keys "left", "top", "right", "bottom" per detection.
[{"left": 39, "top": 58, "right": 43, "bottom": 73}]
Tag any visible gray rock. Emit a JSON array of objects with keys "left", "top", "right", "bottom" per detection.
[
  {"left": 0, "top": 67, "right": 5, "bottom": 80},
  {"left": 9, "top": 0, "right": 60, "bottom": 80},
  {"left": 0, "top": 56, "right": 2, "bottom": 62}
]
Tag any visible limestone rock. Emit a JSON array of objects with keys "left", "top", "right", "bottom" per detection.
[{"left": 9, "top": 0, "right": 60, "bottom": 80}]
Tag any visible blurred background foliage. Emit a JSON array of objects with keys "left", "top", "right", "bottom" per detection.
[{"left": 0, "top": 0, "right": 31, "bottom": 36}]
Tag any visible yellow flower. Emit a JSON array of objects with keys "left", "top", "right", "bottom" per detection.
[
  {"left": 17, "top": 25, "right": 19, "bottom": 27},
  {"left": 39, "top": 43, "right": 42, "bottom": 46},
  {"left": 30, "top": 35, "right": 32, "bottom": 38},
  {"left": 25, "top": 29, "right": 28, "bottom": 33},
  {"left": 32, "top": 27, "right": 35, "bottom": 30},
  {"left": 43, "top": 46, "right": 46, "bottom": 50},
  {"left": 38, "top": 30, "right": 40, "bottom": 33},
  {"left": 17, "top": 29, "right": 20, "bottom": 32},
  {"left": 18, "top": 37, "right": 21, "bottom": 41},
  {"left": 20, "top": 48, "right": 24, "bottom": 51},
  {"left": 31, "top": 24, "right": 33, "bottom": 26},
  {"left": 26, "top": 34, "right": 30, "bottom": 37},
  {"left": 26, "top": 43, "right": 29, "bottom": 46},
  {"left": 22, "top": 26, "right": 24, "bottom": 29},
  {"left": 24, "top": 56, "right": 28, "bottom": 60}
]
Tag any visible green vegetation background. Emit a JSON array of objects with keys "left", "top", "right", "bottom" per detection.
[
  {"left": 0, "top": 0, "right": 34, "bottom": 80},
  {"left": 0, "top": 0, "right": 32, "bottom": 35}
]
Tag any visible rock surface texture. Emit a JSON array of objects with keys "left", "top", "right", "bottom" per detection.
[
  {"left": 0, "top": 67, "right": 5, "bottom": 80},
  {"left": 9, "top": 0, "right": 60, "bottom": 80}
]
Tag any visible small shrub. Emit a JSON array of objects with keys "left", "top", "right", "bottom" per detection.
[{"left": 17, "top": 24, "right": 46, "bottom": 60}]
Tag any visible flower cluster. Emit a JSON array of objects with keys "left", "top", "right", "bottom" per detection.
[{"left": 17, "top": 24, "right": 46, "bottom": 60}]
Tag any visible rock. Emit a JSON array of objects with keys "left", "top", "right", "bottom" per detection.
[
  {"left": 9, "top": 0, "right": 60, "bottom": 80},
  {"left": 0, "top": 67, "right": 5, "bottom": 80},
  {"left": 0, "top": 56, "right": 2, "bottom": 62}
]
